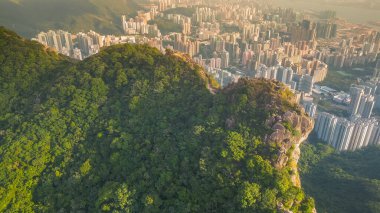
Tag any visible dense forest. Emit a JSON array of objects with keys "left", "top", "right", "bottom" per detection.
[
  {"left": 299, "top": 137, "right": 380, "bottom": 213},
  {"left": 0, "top": 26, "right": 315, "bottom": 212}
]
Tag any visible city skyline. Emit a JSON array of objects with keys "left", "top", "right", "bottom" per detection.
[{"left": 30, "top": 1, "right": 380, "bottom": 149}]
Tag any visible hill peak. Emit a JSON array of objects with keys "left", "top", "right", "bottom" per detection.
[{"left": 0, "top": 28, "right": 315, "bottom": 212}]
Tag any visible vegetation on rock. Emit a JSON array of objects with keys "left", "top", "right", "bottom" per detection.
[{"left": 0, "top": 27, "right": 314, "bottom": 212}]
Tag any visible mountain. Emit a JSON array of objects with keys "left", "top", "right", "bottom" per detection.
[
  {"left": 0, "top": 27, "right": 315, "bottom": 212},
  {"left": 300, "top": 139, "right": 380, "bottom": 213},
  {"left": 0, "top": 0, "right": 141, "bottom": 37}
]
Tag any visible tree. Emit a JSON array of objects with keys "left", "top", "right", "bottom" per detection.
[{"left": 240, "top": 182, "right": 261, "bottom": 208}]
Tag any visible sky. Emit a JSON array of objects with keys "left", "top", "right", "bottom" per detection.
[{"left": 270, "top": 0, "right": 380, "bottom": 24}]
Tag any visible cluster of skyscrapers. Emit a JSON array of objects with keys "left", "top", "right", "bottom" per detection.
[
  {"left": 35, "top": 30, "right": 74, "bottom": 57},
  {"left": 287, "top": 20, "right": 337, "bottom": 42},
  {"left": 34, "top": 0, "right": 379, "bottom": 74},
  {"left": 192, "top": 7, "right": 216, "bottom": 24},
  {"left": 253, "top": 65, "right": 314, "bottom": 94},
  {"left": 315, "top": 113, "right": 380, "bottom": 151},
  {"left": 319, "top": 32, "right": 380, "bottom": 68},
  {"left": 314, "top": 75, "right": 380, "bottom": 151},
  {"left": 31, "top": 0, "right": 380, "bottom": 158},
  {"left": 121, "top": 14, "right": 161, "bottom": 37},
  {"left": 372, "top": 60, "right": 380, "bottom": 79},
  {"left": 166, "top": 14, "right": 192, "bottom": 35},
  {"left": 135, "top": 3, "right": 334, "bottom": 83},
  {"left": 34, "top": 29, "right": 146, "bottom": 60},
  {"left": 157, "top": 0, "right": 175, "bottom": 12},
  {"left": 348, "top": 84, "right": 376, "bottom": 119},
  {"left": 35, "top": 30, "right": 105, "bottom": 60},
  {"left": 203, "top": 68, "right": 241, "bottom": 88},
  {"left": 170, "top": 34, "right": 200, "bottom": 57},
  {"left": 32, "top": 0, "right": 380, "bottom": 153},
  {"left": 303, "top": 101, "right": 318, "bottom": 118}
]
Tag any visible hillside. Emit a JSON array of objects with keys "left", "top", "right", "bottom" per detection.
[
  {"left": 299, "top": 138, "right": 380, "bottom": 213},
  {"left": 0, "top": 27, "right": 315, "bottom": 212},
  {"left": 0, "top": 27, "right": 71, "bottom": 126},
  {"left": 0, "top": 0, "right": 141, "bottom": 37}
]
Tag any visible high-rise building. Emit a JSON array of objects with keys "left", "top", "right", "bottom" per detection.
[
  {"left": 349, "top": 85, "right": 365, "bottom": 115},
  {"left": 316, "top": 22, "right": 337, "bottom": 39},
  {"left": 221, "top": 50, "right": 230, "bottom": 68},
  {"left": 294, "top": 74, "right": 313, "bottom": 94},
  {"left": 57, "top": 30, "right": 74, "bottom": 56},
  {"left": 349, "top": 85, "right": 375, "bottom": 118},
  {"left": 73, "top": 48, "right": 83, "bottom": 60},
  {"left": 316, "top": 113, "right": 379, "bottom": 151},
  {"left": 369, "top": 124, "right": 380, "bottom": 146},
  {"left": 287, "top": 20, "right": 316, "bottom": 42},
  {"left": 330, "top": 118, "right": 354, "bottom": 151},
  {"left": 77, "top": 33, "right": 93, "bottom": 57},
  {"left": 374, "top": 60, "right": 380, "bottom": 78},
  {"left": 88, "top": 31, "right": 103, "bottom": 48},
  {"left": 36, "top": 30, "right": 74, "bottom": 56},
  {"left": 348, "top": 120, "right": 370, "bottom": 150},
  {"left": 121, "top": 15, "right": 128, "bottom": 33},
  {"left": 362, "top": 96, "right": 375, "bottom": 118},
  {"left": 182, "top": 17, "right": 192, "bottom": 35},
  {"left": 286, "top": 68, "right": 294, "bottom": 84},
  {"left": 47, "top": 30, "right": 62, "bottom": 52},
  {"left": 276, "top": 67, "right": 289, "bottom": 84},
  {"left": 303, "top": 102, "right": 317, "bottom": 118},
  {"left": 362, "top": 119, "right": 377, "bottom": 148},
  {"left": 348, "top": 118, "right": 378, "bottom": 151},
  {"left": 315, "top": 112, "right": 337, "bottom": 143}
]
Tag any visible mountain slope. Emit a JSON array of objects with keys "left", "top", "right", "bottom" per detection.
[
  {"left": 0, "top": 26, "right": 71, "bottom": 127},
  {"left": 0, "top": 27, "right": 315, "bottom": 212},
  {"left": 300, "top": 140, "right": 380, "bottom": 213},
  {"left": 0, "top": 0, "right": 141, "bottom": 37}
]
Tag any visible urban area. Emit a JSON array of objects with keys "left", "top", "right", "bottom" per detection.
[{"left": 33, "top": 0, "right": 380, "bottom": 152}]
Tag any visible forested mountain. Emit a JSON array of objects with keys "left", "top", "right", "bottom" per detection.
[
  {"left": 300, "top": 139, "right": 380, "bottom": 213},
  {"left": 0, "top": 0, "right": 141, "bottom": 37},
  {"left": 0, "top": 27, "right": 315, "bottom": 212}
]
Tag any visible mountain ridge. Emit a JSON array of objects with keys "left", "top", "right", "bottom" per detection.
[
  {"left": 0, "top": 27, "right": 315, "bottom": 212},
  {"left": 0, "top": 0, "right": 141, "bottom": 37}
]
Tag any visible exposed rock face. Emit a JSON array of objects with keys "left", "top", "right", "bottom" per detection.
[
  {"left": 266, "top": 110, "right": 314, "bottom": 186},
  {"left": 220, "top": 78, "right": 315, "bottom": 189},
  {"left": 269, "top": 111, "right": 315, "bottom": 213}
]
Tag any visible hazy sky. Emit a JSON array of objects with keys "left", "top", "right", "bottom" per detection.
[{"left": 271, "top": 0, "right": 380, "bottom": 24}]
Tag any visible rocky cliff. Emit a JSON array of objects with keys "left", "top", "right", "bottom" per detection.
[{"left": 267, "top": 110, "right": 314, "bottom": 185}]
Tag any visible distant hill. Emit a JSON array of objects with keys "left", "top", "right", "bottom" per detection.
[{"left": 0, "top": 0, "right": 141, "bottom": 37}]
